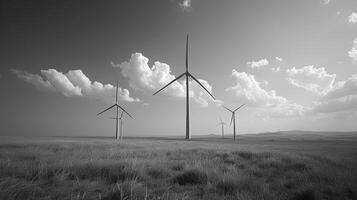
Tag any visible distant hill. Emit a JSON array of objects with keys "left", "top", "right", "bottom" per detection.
[{"left": 242, "top": 130, "right": 357, "bottom": 141}]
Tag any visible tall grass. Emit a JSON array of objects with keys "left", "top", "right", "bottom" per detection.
[{"left": 0, "top": 138, "right": 356, "bottom": 200}]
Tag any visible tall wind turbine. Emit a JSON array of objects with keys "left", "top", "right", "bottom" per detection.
[
  {"left": 217, "top": 117, "right": 226, "bottom": 138},
  {"left": 97, "top": 81, "right": 133, "bottom": 140},
  {"left": 153, "top": 34, "right": 216, "bottom": 140},
  {"left": 223, "top": 104, "right": 245, "bottom": 141}
]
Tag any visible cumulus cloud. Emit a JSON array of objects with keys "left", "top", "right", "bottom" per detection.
[
  {"left": 275, "top": 57, "right": 283, "bottom": 62},
  {"left": 348, "top": 38, "right": 357, "bottom": 62},
  {"left": 12, "top": 69, "right": 55, "bottom": 92},
  {"left": 225, "top": 69, "right": 308, "bottom": 117},
  {"left": 247, "top": 59, "right": 269, "bottom": 69},
  {"left": 171, "top": 0, "right": 191, "bottom": 11},
  {"left": 286, "top": 65, "right": 336, "bottom": 95},
  {"left": 348, "top": 12, "right": 357, "bottom": 23},
  {"left": 322, "top": 0, "right": 331, "bottom": 5},
  {"left": 12, "top": 68, "right": 139, "bottom": 102},
  {"left": 40, "top": 69, "right": 82, "bottom": 97},
  {"left": 112, "top": 53, "right": 217, "bottom": 107},
  {"left": 226, "top": 70, "right": 287, "bottom": 106}
]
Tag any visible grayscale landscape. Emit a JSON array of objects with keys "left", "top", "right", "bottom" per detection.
[{"left": 1, "top": 0, "right": 357, "bottom": 199}]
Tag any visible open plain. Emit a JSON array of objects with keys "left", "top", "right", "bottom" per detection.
[{"left": 1, "top": 132, "right": 357, "bottom": 200}]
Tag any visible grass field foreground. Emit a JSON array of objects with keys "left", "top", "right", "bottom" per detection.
[{"left": 0, "top": 135, "right": 356, "bottom": 200}]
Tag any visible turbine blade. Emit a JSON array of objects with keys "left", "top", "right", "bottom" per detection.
[
  {"left": 223, "top": 106, "right": 233, "bottom": 113},
  {"left": 230, "top": 114, "right": 234, "bottom": 127},
  {"left": 152, "top": 72, "right": 186, "bottom": 96},
  {"left": 186, "top": 34, "right": 189, "bottom": 72},
  {"left": 97, "top": 104, "right": 116, "bottom": 116},
  {"left": 116, "top": 80, "right": 119, "bottom": 103},
  {"left": 188, "top": 73, "right": 215, "bottom": 100},
  {"left": 234, "top": 104, "right": 246, "bottom": 112},
  {"left": 117, "top": 104, "right": 134, "bottom": 119}
]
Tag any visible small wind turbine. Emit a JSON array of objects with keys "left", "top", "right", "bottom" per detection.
[
  {"left": 223, "top": 104, "right": 245, "bottom": 141},
  {"left": 153, "top": 34, "right": 215, "bottom": 140},
  {"left": 97, "top": 81, "right": 133, "bottom": 140},
  {"left": 217, "top": 117, "right": 226, "bottom": 138},
  {"left": 109, "top": 111, "right": 124, "bottom": 139}
]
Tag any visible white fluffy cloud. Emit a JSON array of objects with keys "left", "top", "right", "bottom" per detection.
[
  {"left": 348, "top": 38, "right": 357, "bottom": 62},
  {"left": 12, "top": 68, "right": 139, "bottom": 102},
  {"left": 12, "top": 69, "right": 55, "bottom": 92},
  {"left": 225, "top": 70, "right": 308, "bottom": 117},
  {"left": 322, "top": 0, "right": 331, "bottom": 5},
  {"left": 226, "top": 70, "right": 287, "bottom": 106},
  {"left": 275, "top": 57, "right": 283, "bottom": 62},
  {"left": 348, "top": 12, "right": 357, "bottom": 23},
  {"left": 40, "top": 69, "right": 82, "bottom": 97},
  {"left": 178, "top": 0, "right": 191, "bottom": 10},
  {"left": 286, "top": 65, "right": 336, "bottom": 95},
  {"left": 112, "top": 53, "right": 216, "bottom": 107},
  {"left": 171, "top": 0, "right": 191, "bottom": 11},
  {"left": 247, "top": 59, "right": 269, "bottom": 69}
]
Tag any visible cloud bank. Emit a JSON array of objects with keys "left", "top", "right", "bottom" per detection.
[
  {"left": 315, "top": 74, "right": 357, "bottom": 113},
  {"left": 12, "top": 68, "right": 139, "bottom": 102},
  {"left": 286, "top": 65, "right": 336, "bottom": 95},
  {"left": 225, "top": 70, "right": 308, "bottom": 117}
]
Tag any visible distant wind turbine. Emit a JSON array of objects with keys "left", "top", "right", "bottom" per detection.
[
  {"left": 153, "top": 34, "right": 216, "bottom": 140},
  {"left": 109, "top": 111, "right": 124, "bottom": 139},
  {"left": 97, "top": 81, "right": 133, "bottom": 140},
  {"left": 223, "top": 104, "right": 245, "bottom": 141},
  {"left": 217, "top": 117, "right": 226, "bottom": 138}
]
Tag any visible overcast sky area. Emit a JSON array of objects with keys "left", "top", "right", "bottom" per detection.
[{"left": 1, "top": 0, "right": 357, "bottom": 137}]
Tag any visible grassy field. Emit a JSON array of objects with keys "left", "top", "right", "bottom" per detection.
[{"left": 0, "top": 132, "right": 357, "bottom": 200}]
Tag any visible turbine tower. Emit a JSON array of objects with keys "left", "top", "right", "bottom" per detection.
[
  {"left": 153, "top": 34, "right": 215, "bottom": 140},
  {"left": 223, "top": 104, "right": 245, "bottom": 141},
  {"left": 97, "top": 81, "right": 133, "bottom": 140},
  {"left": 217, "top": 117, "right": 226, "bottom": 138}
]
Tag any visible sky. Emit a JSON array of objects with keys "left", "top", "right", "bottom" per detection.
[{"left": 1, "top": 0, "right": 357, "bottom": 137}]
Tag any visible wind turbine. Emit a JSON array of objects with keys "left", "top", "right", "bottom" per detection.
[
  {"left": 97, "top": 81, "right": 133, "bottom": 140},
  {"left": 109, "top": 111, "right": 125, "bottom": 139},
  {"left": 153, "top": 34, "right": 216, "bottom": 140},
  {"left": 223, "top": 104, "right": 245, "bottom": 141},
  {"left": 217, "top": 117, "right": 226, "bottom": 138}
]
